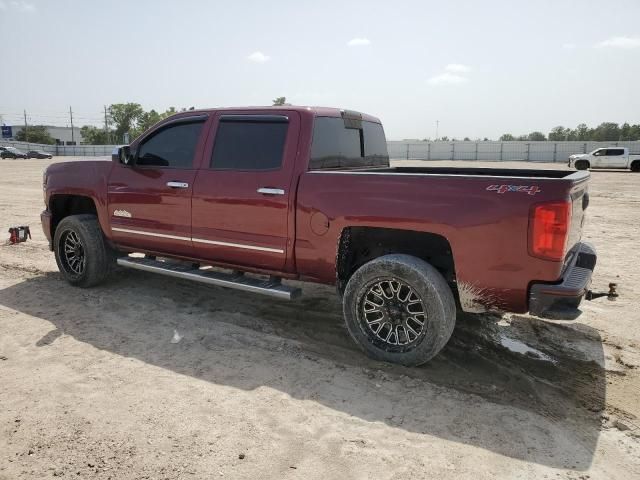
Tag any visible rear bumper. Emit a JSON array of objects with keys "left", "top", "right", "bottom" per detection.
[
  {"left": 41, "top": 210, "right": 52, "bottom": 250},
  {"left": 529, "top": 242, "right": 596, "bottom": 317}
]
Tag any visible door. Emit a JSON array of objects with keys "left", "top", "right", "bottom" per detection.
[
  {"left": 591, "top": 148, "right": 606, "bottom": 167},
  {"left": 191, "top": 112, "right": 300, "bottom": 271},
  {"left": 108, "top": 117, "right": 207, "bottom": 257},
  {"left": 604, "top": 148, "right": 627, "bottom": 168}
]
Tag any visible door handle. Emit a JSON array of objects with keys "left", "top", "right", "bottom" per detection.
[
  {"left": 257, "top": 187, "right": 285, "bottom": 195},
  {"left": 167, "top": 181, "right": 189, "bottom": 189}
]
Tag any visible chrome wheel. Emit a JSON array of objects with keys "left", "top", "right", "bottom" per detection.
[
  {"left": 60, "top": 230, "right": 85, "bottom": 275},
  {"left": 359, "top": 278, "right": 427, "bottom": 350}
]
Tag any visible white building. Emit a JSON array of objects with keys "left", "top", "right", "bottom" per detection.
[{"left": 3, "top": 125, "right": 84, "bottom": 145}]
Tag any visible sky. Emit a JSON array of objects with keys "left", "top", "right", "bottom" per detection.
[{"left": 1, "top": 0, "right": 639, "bottom": 140}]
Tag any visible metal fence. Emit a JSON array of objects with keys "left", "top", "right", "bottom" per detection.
[
  {"left": 0, "top": 140, "right": 116, "bottom": 157},
  {"left": 3, "top": 139, "right": 640, "bottom": 161},
  {"left": 388, "top": 140, "right": 640, "bottom": 162}
]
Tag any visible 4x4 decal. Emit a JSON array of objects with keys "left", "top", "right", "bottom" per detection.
[{"left": 486, "top": 184, "right": 541, "bottom": 195}]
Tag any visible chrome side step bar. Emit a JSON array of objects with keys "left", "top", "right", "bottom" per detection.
[{"left": 117, "top": 257, "right": 301, "bottom": 301}]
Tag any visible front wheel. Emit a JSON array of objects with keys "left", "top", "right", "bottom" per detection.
[
  {"left": 53, "top": 214, "right": 115, "bottom": 287},
  {"left": 342, "top": 254, "right": 456, "bottom": 366},
  {"left": 575, "top": 160, "right": 589, "bottom": 170}
]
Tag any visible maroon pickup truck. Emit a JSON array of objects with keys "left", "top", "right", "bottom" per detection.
[{"left": 41, "top": 106, "right": 596, "bottom": 365}]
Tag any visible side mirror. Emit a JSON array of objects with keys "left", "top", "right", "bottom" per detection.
[{"left": 113, "top": 145, "right": 133, "bottom": 165}]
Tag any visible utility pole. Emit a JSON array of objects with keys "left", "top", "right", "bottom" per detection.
[
  {"left": 435, "top": 120, "right": 439, "bottom": 141},
  {"left": 104, "top": 105, "right": 109, "bottom": 144},
  {"left": 69, "top": 106, "right": 75, "bottom": 144},
  {"left": 23, "top": 109, "right": 28, "bottom": 142}
]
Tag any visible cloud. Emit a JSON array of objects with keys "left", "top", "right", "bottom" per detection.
[
  {"left": 596, "top": 36, "right": 640, "bottom": 49},
  {"left": 444, "top": 63, "right": 471, "bottom": 73},
  {"left": 427, "top": 73, "right": 468, "bottom": 86},
  {"left": 347, "top": 38, "right": 371, "bottom": 47},
  {"left": 247, "top": 51, "right": 271, "bottom": 63},
  {"left": 562, "top": 42, "right": 577, "bottom": 50},
  {"left": 9, "top": 0, "right": 35, "bottom": 12}
]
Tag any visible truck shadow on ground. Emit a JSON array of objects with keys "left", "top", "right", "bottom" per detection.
[{"left": 0, "top": 269, "right": 606, "bottom": 470}]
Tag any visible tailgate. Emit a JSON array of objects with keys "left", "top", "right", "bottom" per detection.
[{"left": 566, "top": 177, "right": 590, "bottom": 257}]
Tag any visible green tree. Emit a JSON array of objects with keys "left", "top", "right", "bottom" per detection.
[
  {"left": 80, "top": 125, "right": 110, "bottom": 145},
  {"left": 272, "top": 96, "right": 287, "bottom": 106},
  {"left": 548, "top": 126, "right": 568, "bottom": 141},
  {"left": 499, "top": 133, "right": 515, "bottom": 141},
  {"left": 591, "top": 122, "right": 620, "bottom": 142},
  {"left": 527, "top": 131, "right": 546, "bottom": 141},
  {"left": 16, "top": 125, "right": 55, "bottom": 144},
  {"left": 574, "top": 123, "right": 590, "bottom": 141},
  {"left": 131, "top": 109, "right": 163, "bottom": 139},
  {"left": 109, "top": 103, "right": 144, "bottom": 142}
]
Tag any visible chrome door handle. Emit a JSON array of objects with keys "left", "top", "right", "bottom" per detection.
[
  {"left": 167, "top": 181, "right": 189, "bottom": 189},
  {"left": 257, "top": 187, "right": 285, "bottom": 195}
]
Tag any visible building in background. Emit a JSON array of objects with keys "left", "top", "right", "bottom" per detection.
[{"left": 1, "top": 125, "right": 84, "bottom": 145}]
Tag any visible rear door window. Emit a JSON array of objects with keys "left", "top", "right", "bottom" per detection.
[
  {"left": 210, "top": 116, "right": 288, "bottom": 170},
  {"left": 606, "top": 148, "right": 624, "bottom": 156},
  {"left": 310, "top": 116, "right": 389, "bottom": 169}
]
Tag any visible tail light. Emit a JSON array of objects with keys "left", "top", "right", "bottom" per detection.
[{"left": 528, "top": 201, "right": 571, "bottom": 261}]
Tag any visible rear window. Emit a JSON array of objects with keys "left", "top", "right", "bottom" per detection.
[
  {"left": 211, "top": 116, "right": 288, "bottom": 170},
  {"left": 310, "top": 116, "right": 389, "bottom": 170}
]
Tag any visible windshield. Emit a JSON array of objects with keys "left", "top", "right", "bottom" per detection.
[{"left": 309, "top": 116, "right": 389, "bottom": 170}]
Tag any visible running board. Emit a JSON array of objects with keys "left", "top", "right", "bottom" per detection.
[{"left": 117, "top": 257, "right": 301, "bottom": 301}]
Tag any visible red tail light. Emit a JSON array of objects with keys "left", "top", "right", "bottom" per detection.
[{"left": 529, "top": 201, "right": 571, "bottom": 261}]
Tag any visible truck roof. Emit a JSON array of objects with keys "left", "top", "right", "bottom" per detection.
[{"left": 172, "top": 106, "right": 382, "bottom": 124}]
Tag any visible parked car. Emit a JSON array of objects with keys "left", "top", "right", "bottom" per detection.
[
  {"left": 41, "top": 106, "right": 597, "bottom": 366},
  {"left": 27, "top": 150, "right": 53, "bottom": 159},
  {"left": 0, "top": 146, "right": 28, "bottom": 159},
  {"left": 568, "top": 147, "right": 640, "bottom": 171}
]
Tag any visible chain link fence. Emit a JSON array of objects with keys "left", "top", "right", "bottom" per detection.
[
  {"left": 0, "top": 140, "right": 116, "bottom": 156},
  {"left": 388, "top": 140, "right": 640, "bottom": 162}
]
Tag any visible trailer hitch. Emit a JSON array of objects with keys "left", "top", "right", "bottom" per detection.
[{"left": 586, "top": 283, "right": 618, "bottom": 301}]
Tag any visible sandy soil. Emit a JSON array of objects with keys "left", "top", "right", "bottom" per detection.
[{"left": 0, "top": 158, "right": 639, "bottom": 479}]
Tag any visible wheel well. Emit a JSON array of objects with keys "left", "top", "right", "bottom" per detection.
[
  {"left": 336, "top": 227, "right": 455, "bottom": 293},
  {"left": 50, "top": 195, "right": 97, "bottom": 238}
]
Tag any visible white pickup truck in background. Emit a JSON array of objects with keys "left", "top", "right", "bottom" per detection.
[{"left": 568, "top": 147, "right": 640, "bottom": 171}]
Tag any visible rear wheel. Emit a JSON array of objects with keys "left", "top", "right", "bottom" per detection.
[
  {"left": 631, "top": 161, "right": 640, "bottom": 172},
  {"left": 575, "top": 160, "right": 589, "bottom": 170},
  {"left": 54, "top": 214, "right": 115, "bottom": 287},
  {"left": 343, "top": 254, "right": 456, "bottom": 366}
]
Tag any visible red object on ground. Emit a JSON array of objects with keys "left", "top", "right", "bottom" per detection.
[{"left": 9, "top": 226, "right": 31, "bottom": 244}]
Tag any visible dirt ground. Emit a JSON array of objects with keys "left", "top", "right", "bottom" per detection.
[{"left": 1, "top": 157, "right": 639, "bottom": 480}]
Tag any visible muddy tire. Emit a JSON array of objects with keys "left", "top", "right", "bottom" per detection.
[
  {"left": 53, "top": 214, "right": 115, "bottom": 288},
  {"left": 631, "top": 161, "right": 640, "bottom": 172},
  {"left": 343, "top": 254, "right": 456, "bottom": 366},
  {"left": 575, "top": 160, "right": 589, "bottom": 170}
]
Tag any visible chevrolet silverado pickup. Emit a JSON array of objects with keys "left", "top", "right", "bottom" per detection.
[
  {"left": 41, "top": 106, "right": 597, "bottom": 366},
  {"left": 569, "top": 147, "right": 640, "bottom": 171}
]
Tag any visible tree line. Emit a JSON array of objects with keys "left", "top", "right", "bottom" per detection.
[
  {"left": 497, "top": 122, "right": 640, "bottom": 142},
  {"left": 11, "top": 101, "right": 640, "bottom": 145},
  {"left": 81, "top": 103, "right": 195, "bottom": 145}
]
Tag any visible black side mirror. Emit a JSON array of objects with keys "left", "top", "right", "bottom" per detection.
[{"left": 113, "top": 145, "right": 133, "bottom": 165}]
